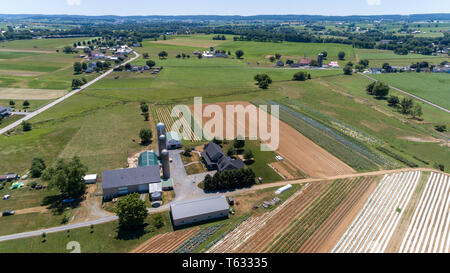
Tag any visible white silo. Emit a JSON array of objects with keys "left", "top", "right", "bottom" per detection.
[
  {"left": 161, "top": 149, "right": 171, "bottom": 179},
  {"left": 158, "top": 134, "right": 167, "bottom": 157},
  {"left": 156, "top": 123, "right": 166, "bottom": 138}
]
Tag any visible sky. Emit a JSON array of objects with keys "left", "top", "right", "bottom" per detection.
[{"left": 0, "top": 0, "right": 449, "bottom": 16}]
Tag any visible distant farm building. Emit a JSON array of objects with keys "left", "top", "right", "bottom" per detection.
[
  {"left": 0, "top": 105, "right": 11, "bottom": 117},
  {"left": 170, "top": 196, "right": 229, "bottom": 227},
  {"left": 102, "top": 166, "right": 161, "bottom": 200},
  {"left": 166, "top": 132, "right": 182, "bottom": 149}
]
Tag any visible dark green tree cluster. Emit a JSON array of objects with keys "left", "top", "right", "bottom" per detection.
[
  {"left": 42, "top": 156, "right": 88, "bottom": 198},
  {"left": 158, "top": 51, "right": 168, "bottom": 59},
  {"left": 292, "top": 71, "right": 311, "bottom": 81},
  {"left": 140, "top": 101, "right": 149, "bottom": 121},
  {"left": 71, "top": 78, "right": 87, "bottom": 89},
  {"left": 212, "top": 35, "right": 226, "bottom": 40},
  {"left": 22, "top": 121, "right": 32, "bottom": 132},
  {"left": 235, "top": 50, "right": 244, "bottom": 59},
  {"left": 366, "top": 81, "right": 390, "bottom": 99},
  {"left": 204, "top": 168, "right": 256, "bottom": 192},
  {"left": 254, "top": 74, "right": 272, "bottom": 89},
  {"left": 116, "top": 193, "right": 148, "bottom": 230},
  {"left": 139, "top": 128, "right": 153, "bottom": 144},
  {"left": 30, "top": 157, "right": 46, "bottom": 178}
]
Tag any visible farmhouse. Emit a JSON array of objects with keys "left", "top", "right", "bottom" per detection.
[
  {"left": 170, "top": 195, "right": 229, "bottom": 227},
  {"left": 102, "top": 166, "right": 161, "bottom": 200},
  {"left": 0, "top": 105, "right": 11, "bottom": 117},
  {"left": 201, "top": 142, "right": 244, "bottom": 172},
  {"left": 166, "top": 132, "right": 182, "bottom": 149}
]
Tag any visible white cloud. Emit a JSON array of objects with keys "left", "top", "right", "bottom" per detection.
[
  {"left": 67, "top": 0, "right": 81, "bottom": 6},
  {"left": 366, "top": 0, "right": 381, "bottom": 5}
]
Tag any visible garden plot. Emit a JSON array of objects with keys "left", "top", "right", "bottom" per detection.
[
  {"left": 399, "top": 172, "right": 450, "bottom": 253},
  {"left": 154, "top": 106, "right": 203, "bottom": 142},
  {"left": 332, "top": 171, "right": 421, "bottom": 253},
  {"left": 208, "top": 182, "right": 331, "bottom": 253}
]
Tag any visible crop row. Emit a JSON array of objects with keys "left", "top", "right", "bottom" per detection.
[
  {"left": 266, "top": 178, "right": 361, "bottom": 253},
  {"left": 174, "top": 224, "right": 224, "bottom": 253},
  {"left": 333, "top": 171, "right": 421, "bottom": 253},
  {"left": 155, "top": 106, "right": 202, "bottom": 142},
  {"left": 400, "top": 172, "right": 450, "bottom": 253},
  {"left": 267, "top": 100, "right": 391, "bottom": 168},
  {"left": 257, "top": 100, "right": 378, "bottom": 171}
]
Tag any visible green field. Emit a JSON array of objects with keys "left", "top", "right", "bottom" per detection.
[{"left": 372, "top": 73, "right": 450, "bottom": 110}]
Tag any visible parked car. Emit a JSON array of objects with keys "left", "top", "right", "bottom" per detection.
[
  {"left": 2, "top": 195, "right": 11, "bottom": 200},
  {"left": 62, "top": 198, "right": 76, "bottom": 204},
  {"left": 228, "top": 197, "right": 234, "bottom": 206},
  {"left": 2, "top": 210, "right": 15, "bottom": 216}
]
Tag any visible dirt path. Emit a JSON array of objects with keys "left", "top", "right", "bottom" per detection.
[{"left": 14, "top": 206, "right": 48, "bottom": 215}]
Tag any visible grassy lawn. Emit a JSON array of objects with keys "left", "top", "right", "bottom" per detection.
[
  {"left": 0, "top": 212, "right": 173, "bottom": 253},
  {"left": 0, "top": 114, "right": 22, "bottom": 129},
  {"left": 220, "top": 140, "right": 282, "bottom": 183},
  {"left": 372, "top": 73, "right": 450, "bottom": 110},
  {"left": 0, "top": 99, "right": 51, "bottom": 112},
  {"left": 0, "top": 212, "right": 65, "bottom": 237},
  {"left": 0, "top": 181, "right": 59, "bottom": 211}
]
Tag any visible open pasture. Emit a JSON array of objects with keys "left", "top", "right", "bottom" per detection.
[
  {"left": 153, "top": 34, "right": 232, "bottom": 48},
  {"left": 0, "top": 88, "right": 66, "bottom": 100},
  {"left": 216, "top": 41, "right": 356, "bottom": 65},
  {"left": 372, "top": 73, "right": 450, "bottom": 110},
  {"left": 0, "top": 51, "right": 42, "bottom": 60},
  {"left": 332, "top": 171, "right": 421, "bottom": 253},
  {"left": 399, "top": 172, "right": 450, "bottom": 253},
  {"left": 0, "top": 37, "right": 93, "bottom": 52}
]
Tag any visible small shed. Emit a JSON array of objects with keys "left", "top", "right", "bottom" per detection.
[
  {"left": 162, "top": 178, "right": 174, "bottom": 191},
  {"left": 83, "top": 174, "right": 98, "bottom": 184},
  {"left": 149, "top": 182, "right": 163, "bottom": 194}
]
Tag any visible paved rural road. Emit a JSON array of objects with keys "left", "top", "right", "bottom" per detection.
[
  {"left": 0, "top": 51, "right": 140, "bottom": 135},
  {"left": 358, "top": 72, "right": 450, "bottom": 114},
  {"left": 0, "top": 167, "right": 444, "bottom": 243}
]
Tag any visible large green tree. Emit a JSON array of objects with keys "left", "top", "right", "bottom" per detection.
[
  {"left": 30, "top": 157, "right": 46, "bottom": 178},
  {"left": 42, "top": 156, "right": 88, "bottom": 198},
  {"left": 116, "top": 193, "right": 148, "bottom": 229},
  {"left": 139, "top": 128, "right": 153, "bottom": 144},
  {"left": 235, "top": 50, "right": 244, "bottom": 59}
]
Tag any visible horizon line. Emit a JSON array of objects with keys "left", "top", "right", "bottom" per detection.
[{"left": 0, "top": 12, "right": 449, "bottom": 18}]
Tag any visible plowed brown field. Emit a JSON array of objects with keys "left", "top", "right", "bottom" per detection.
[
  {"left": 131, "top": 228, "right": 200, "bottom": 253},
  {"left": 190, "top": 102, "right": 355, "bottom": 178}
]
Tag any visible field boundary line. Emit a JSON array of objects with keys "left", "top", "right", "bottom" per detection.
[{"left": 358, "top": 72, "right": 450, "bottom": 114}]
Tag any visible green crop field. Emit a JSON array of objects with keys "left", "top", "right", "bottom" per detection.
[
  {"left": 0, "top": 51, "right": 42, "bottom": 59},
  {"left": 372, "top": 73, "right": 450, "bottom": 110},
  {"left": 0, "top": 38, "right": 95, "bottom": 51}
]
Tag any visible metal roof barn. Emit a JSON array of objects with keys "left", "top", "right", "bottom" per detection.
[{"left": 171, "top": 196, "right": 229, "bottom": 227}]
